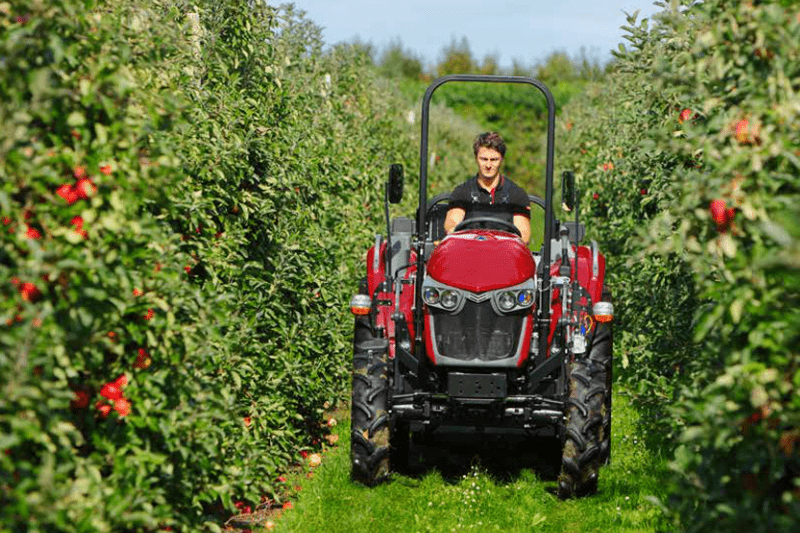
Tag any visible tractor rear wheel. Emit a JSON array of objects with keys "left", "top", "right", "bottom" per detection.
[
  {"left": 557, "top": 351, "right": 606, "bottom": 499},
  {"left": 350, "top": 333, "right": 391, "bottom": 486}
]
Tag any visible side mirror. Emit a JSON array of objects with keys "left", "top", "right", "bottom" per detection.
[
  {"left": 561, "top": 171, "right": 575, "bottom": 212},
  {"left": 388, "top": 164, "right": 404, "bottom": 204}
]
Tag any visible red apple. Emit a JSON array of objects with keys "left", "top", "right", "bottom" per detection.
[
  {"left": 75, "top": 178, "right": 96, "bottom": 199},
  {"left": 71, "top": 390, "right": 90, "bottom": 409},
  {"left": 19, "top": 282, "right": 41, "bottom": 302},
  {"left": 710, "top": 199, "right": 735, "bottom": 231},
  {"left": 710, "top": 199, "right": 727, "bottom": 224},
  {"left": 56, "top": 183, "right": 79, "bottom": 204},
  {"left": 114, "top": 398, "right": 131, "bottom": 417},
  {"left": 134, "top": 348, "right": 152, "bottom": 369},
  {"left": 100, "top": 383, "right": 122, "bottom": 401},
  {"left": 26, "top": 225, "right": 41, "bottom": 239},
  {"left": 735, "top": 119, "right": 749, "bottom": 143},
  {"left": 96, "top": 401, "right": 112, "bottom": 418}
]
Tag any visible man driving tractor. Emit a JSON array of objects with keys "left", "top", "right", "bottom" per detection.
[{"left": 443, "top": 132, "right": 531, "bottom": 245}]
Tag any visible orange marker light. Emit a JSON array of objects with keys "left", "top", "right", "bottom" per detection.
[
  {"left": 593, "top": 301, "right": 614, "bottom": 323},
  {"left": 350, "top": 294, "right": 371, "bottom": 315}
]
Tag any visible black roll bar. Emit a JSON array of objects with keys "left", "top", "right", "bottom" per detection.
[{"left": 413, "top": 75, "right": 557, "bottom": 357}]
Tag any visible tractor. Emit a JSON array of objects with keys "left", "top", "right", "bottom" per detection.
[{"left": 349, "top": 75, "right": 614, "bottom": 498}]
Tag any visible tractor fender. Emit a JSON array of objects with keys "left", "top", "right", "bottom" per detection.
[{"left": 365, "top": 241, "right": 416, "bottom": 359}]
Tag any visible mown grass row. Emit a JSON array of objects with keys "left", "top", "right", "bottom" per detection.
[{"left": 251, "top": 389, "right": 668, "bottom": 533}]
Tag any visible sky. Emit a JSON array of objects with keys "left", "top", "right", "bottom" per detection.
[{"left": 287, "top": 0, "right": 666, "bottom": 70}]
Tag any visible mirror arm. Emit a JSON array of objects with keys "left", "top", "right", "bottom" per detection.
[{"left": 384, "top": 180, "right": 393, "bottom": 288}]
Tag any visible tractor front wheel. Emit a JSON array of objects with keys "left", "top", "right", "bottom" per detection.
[
  {"left": 591, "top": 319, "right": 613, "bottom": 464},
  {"left": 350, "top": 333, "right": 391, "bottom": 486},
  {"left": 557, "top": 352, "right": 606, "bottom": 499}
]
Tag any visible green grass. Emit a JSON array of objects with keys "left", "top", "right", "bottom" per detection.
[{"left": 259, "top": 390, "right": 670, "bottom": 533}]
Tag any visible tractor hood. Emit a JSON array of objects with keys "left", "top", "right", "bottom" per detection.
[{"left": 426, "top": 230, "right": 536, "bottom": 293}]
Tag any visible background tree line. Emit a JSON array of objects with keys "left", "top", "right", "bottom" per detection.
[{"left": 351, "top": 34, "right": 607, "bottom": 85}]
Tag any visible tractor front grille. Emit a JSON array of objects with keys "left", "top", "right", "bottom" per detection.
[{"left": 433, "top": 300, "right": 523, "bottom": 362}]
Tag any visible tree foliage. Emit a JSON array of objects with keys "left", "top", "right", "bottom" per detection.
[
  {"left": 0, "top": 0, "right": 416, "bottom": 530},
  {"left": 436, "top": 36, "right": 475, "bottom": 76},
  {"left": 378, "top": 38, "right": 423, "bottom": 80},
  {"left": 558, "top": 1, "right": 800, "bottom": 530}
]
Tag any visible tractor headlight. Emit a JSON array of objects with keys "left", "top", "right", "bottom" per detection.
[
  {"left": 423, "top": 287, "right": 440, "bottom": 305},
  {"left": 517, "top": 289, "right": 534, "bottom": 307},
  {"left": 440, "top": 289, "right": 459, "bottom": 310},
  {"left": 498, "top": 291, "right": 517, "bottom": 311}
]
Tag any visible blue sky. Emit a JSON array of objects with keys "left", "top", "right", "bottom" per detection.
[{"left": 286, "top": 0, "right": 666, "bottom": 69}]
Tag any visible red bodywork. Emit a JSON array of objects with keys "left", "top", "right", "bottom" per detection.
[
  {"left": 426, "top": 230, "right": 536, "bottom": 291},
  {"left": 366, "top": 242, "right": 417, "bottom": 360},
  {"left": 365, "top": 230, "right": 606, "bottom": 366},
  {"left": 548, "top": 245, "right": 607, "bottom": 349}
]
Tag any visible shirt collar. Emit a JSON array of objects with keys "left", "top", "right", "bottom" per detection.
[{"left": 475, "top": 174, "right": 505, "bottom": 193}]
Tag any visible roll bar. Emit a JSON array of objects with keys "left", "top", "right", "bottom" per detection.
[{"left": 414, "top": 75, "right": 557, "bottom": 357}]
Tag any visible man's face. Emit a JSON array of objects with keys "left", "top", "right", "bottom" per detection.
[{"left": 475, "top": 146, "right": 503, "bottom": 182}]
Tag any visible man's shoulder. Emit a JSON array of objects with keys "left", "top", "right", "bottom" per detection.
[
  {"left": 453, "top": 176, "right": 476, "bottom": 192},
  {"left": 449, "top": 176, "right": 476, "bottom": 201},
  {"left": 502, "top": 176, "right": 526, "bottom": 193},
  {"left": 501, "top": 177, "right": 530, "bottom": 201}
]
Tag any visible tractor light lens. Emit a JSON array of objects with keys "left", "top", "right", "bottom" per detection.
[
  {"left": 423, "top": 287, "right": 440, "bottom": 305},
  {"left": 593, "top": 301, "right": 614, "bottom": 323},
  {"left": 498, "top": 291, "right": 517, "bottom": 311},
  {"left": 517, "top": 289, "right": 534, "bottom": 306},
  {"left": 350, "top": 294, "right": 371, "bottom": 315},
  {"left": 440, "top": 289, "right": 459, "bottom": 309}
]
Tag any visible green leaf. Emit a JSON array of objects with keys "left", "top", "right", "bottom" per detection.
[{"left": 67, "top": 112, "right": 86, "bottom": 127}]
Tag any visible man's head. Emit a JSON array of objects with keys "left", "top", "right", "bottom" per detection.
[
  {"left": 473, "top": 132, "right": 505, "bottom": 183},
  {"left": 472, "top": 132, "right": 506, "bottom": 157}
]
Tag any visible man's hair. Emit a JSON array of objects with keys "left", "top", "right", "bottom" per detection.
[{"left": 473, "top": 132, "right": 506, "bottom": 157}]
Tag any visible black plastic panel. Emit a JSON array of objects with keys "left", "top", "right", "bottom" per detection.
[{"left": 448, "top": 372, "right": 507, "bottom": 398}]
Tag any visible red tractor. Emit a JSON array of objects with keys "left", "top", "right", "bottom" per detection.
[{"left": 349, "top": 75, "right": 614, "bottom": 498}]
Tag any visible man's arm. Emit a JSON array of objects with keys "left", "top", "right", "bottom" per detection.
[
  {"left": 444, "top": 207, "right": 466, "bottom": 234},
  {"left": 514, "top": 214, "right": 530, "bottom": 246}
]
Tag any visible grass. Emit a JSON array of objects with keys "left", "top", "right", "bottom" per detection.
[{"left": 247, "top": 389, "right": 671, "bottom": 533}]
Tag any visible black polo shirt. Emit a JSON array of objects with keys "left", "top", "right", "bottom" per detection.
[{"left": 448, "top": 175, "right": 531, "bottom": 224}]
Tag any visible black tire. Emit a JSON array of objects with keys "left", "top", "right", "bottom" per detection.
[
  {"left": 350, "top": 336, "right": 391, "bottom": 486},
  {"left": 591, "top": 319, "right": 613, "bottom": 465},
  {"left": 557, "top": 353, "right": 606, "bottom": 499},
  {"left": 353, "top": 315, "right": 372, "bottom": 349}
]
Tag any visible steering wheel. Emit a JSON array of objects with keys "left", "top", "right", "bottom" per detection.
[{"left": 453, "top": 216, "right": 522, "bottom": 236}]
